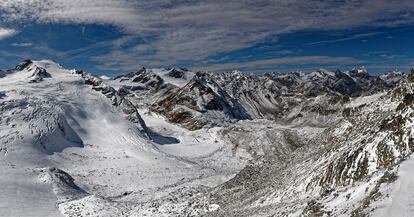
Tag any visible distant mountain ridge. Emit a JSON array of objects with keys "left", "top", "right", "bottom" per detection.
[
  {"left": 0, "top": 61, "right": 406, "bottom": 130},
  {"left": 112, "top": 66, "right": 403, "bottom": 129},
  {"left": 1, "top": 59, "right": 413, "bottom": 217}
]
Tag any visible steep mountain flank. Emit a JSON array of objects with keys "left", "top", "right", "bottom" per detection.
[
  {"left": 151, "top": 72, "right": 251, "bottom": 130},
  {"left": 1, "top": 59, "right": 412, "bottom": 217}
]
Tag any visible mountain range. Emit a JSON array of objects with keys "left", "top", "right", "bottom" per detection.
[{"left": 0, "top": 59, "right": 413, "bottom": 216}]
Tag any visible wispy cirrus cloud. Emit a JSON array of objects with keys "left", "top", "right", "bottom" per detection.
[
  {"left": 194, "top": 56, "right": 362, "bottom": 72},
  {"left": 1, "top": 0, "right": 414, "bottom": 71},
  {"left": 307, "top": 32, "right": 388, "bottom": 45},
  {"left": 0, "top": 28, "right": 18, "bottom": 40},
  {"left": 11, "top": 42, "right": 33, "bottom": 47}
]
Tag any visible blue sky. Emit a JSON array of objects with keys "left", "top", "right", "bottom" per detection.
[{"left": 0, "top": 1, "right": 414, "bottom": 76}]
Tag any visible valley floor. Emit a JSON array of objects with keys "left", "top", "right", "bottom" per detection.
[
  {"left": 0, "top": 64, "right": 247, "bottom": 216},
  {"left": 2, "top": 61, "right": 414, "bottom": 216}
]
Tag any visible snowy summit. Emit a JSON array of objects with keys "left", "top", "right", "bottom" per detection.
[
  {"left": 1, "top": 59, "right": 414, "bottom": 216},
  {"left": 1, "top": 1, "right": 414, "bottom": 216}
]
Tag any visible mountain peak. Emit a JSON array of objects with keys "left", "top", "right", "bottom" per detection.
[
  {"left": 349, "top": 66, "right": 368, "bottom": 74},
  {"left": 308, "top": 69, "right": 335, "bottom": 78},
  {"left": 1, "top": 59, "right": 413, "bottom": 217},
  {"left": 14, "top": 59, "right": 33, "bottom": 71},
  {"left": 167, "top": 68, "right": 187, "bottom": 79}
]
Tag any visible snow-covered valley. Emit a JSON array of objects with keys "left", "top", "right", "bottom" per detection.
[
  {"left": 0, "top": 61, "right": 246, "bottom": 216},
  {"left": 1, "top": 60, "right": 414, "bottom": 216}
]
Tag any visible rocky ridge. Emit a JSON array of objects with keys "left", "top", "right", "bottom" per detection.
[{"left": 1, "top": 59, "right": 413, "bottom": 216}]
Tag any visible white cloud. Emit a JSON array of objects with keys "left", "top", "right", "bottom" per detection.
[
  {"left": 307, "top": 32, "right": 388, "bottom": 45},
  {"left": 193, "top": 56, "right": 362, "bottom": 72},
  {"left": 0, "top": 28, "right": 18, "bottom": 40},
  {"left": 11, "top": 42, "right": 33, "bottom": 47},
  {"left": 1, "top": 0, "right": 414, "bottom": 70}
]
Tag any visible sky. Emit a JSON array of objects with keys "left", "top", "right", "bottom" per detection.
[{"left": 0, "top": 0, "right": 414, "bottom": 76}]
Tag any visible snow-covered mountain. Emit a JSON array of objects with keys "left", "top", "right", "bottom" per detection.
[
  {"left": 151, "top": 71, "right": 251, "bottom": 130},
  {"left": 1, "top": 60, "right": 413, "bottom": 216},
  {"left": 148, "top": 67, "right": 403, "bottom": 128}
]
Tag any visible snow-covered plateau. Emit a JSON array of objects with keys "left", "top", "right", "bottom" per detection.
[{"left": 1, "top": 60, "right": 414, "bottom": 216}]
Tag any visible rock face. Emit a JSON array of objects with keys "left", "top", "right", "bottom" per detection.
[
  {"left": 151, "top": 72, "right": 251, "bottom": 130},
  {"left": 12, "top": 59, "right": 52, "bottom": 82},
  {"left": 167, "top": 68, "right": 187, "bottom": 79},
  {"left": 80, "top": 72, "right": 152, "bottom": 139},
  {"left": 123, "top": 67, "right": 165, "bottom": 90},
  {"left": 28, "top": 65, "right": 51, "bottom": 82},
  {"left": 109, "top": 68, "right": 186, "bottom": 110},
  {"left": 2, "top": 59, "right": 414, "bottom": 217},
  {"left": 380, "top": 70, "right": 405, "bottom": 86},
  {"left": 39, "top": 167, "right": 89, "bottom": 202},
  {"left": 15, "top": 59, "right": 33, "bottom": 71},
  {"left": 149, "top": 67, "right": 403, "bottom": 129},
  {"left": 185, "top": 70, "right": 412, "bottom": 216},
  {"left": 0, "top": 70, "right": 6, "bottom": 78}
]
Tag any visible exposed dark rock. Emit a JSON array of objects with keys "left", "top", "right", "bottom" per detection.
[
  {"left": 80, "top": 72, "right": 152, "bottom": 139},
  {"left": 167, "top": 68, "right": 186, "bottom": 79},
  {"left": 15, "top": 59, "right": 33, "bottom": 71},
  {"left": 151, "top": 72, "right": 251, "bottom": 130},
  {"left": 29, "top": 66, "right": 51, "bottom": 83}
]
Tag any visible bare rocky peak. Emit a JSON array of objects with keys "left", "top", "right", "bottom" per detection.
[
  {"left": 142, "top": 67, "right": 405, "bottom": 129},
  {"left": 167, "top": 68, "right": 187, "bottom": 79},
  {"left": 14, "top": 59, "right": 33, "bottom": 71},
  {"left": 2, "top": 59, "right": 414, "bottom": 216},
  {"left": 13, "top": 59, "right": 52, "bottom": 82},
  {"left": 151, "top": 71, "right": 251, "bottom": 130}
]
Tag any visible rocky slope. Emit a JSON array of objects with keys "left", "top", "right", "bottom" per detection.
[
  {"left": 148, "top": 67, "right": 403, "bottom": 129},
  {"left": 111, "top": 66, "right": 411, "bottom": 216},
  {"left": 0, "top": 60, "right": 250, "bottom": 217},
  {"left": 178, "top": 69, "right": 414, "bottom": 216},
  {"left": 1, "top": 59, "right": 413, "bottom": 217},
  {"left": 151, "top": 72, "right": 251, "bottom": 130}
]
